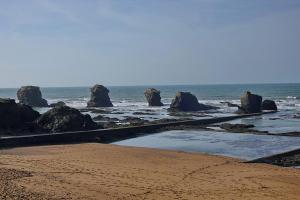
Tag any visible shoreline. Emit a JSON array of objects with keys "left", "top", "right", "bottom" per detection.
[
  {"left": 0, "top": 143, "right": 299, "bottom": 199},
  {"left": 2, "top": 111, "right": 299, "bottom": 167},
  {"left": 249, "top": 148, "right": 300, "bottom": 167},
  {"left": 0, "top": 111, "right": 275, "bottom": 149}
]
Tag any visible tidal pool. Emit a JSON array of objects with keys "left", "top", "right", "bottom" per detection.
[{"left": 113, "top": 130, "right": 300, "bottom": 160}]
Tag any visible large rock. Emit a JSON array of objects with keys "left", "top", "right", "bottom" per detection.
[
  {"left": 17, "top": 86, "right": 48, "bottom": 107},
  {"left": 0, "top": 98, "right": 40, "bottom": 130},
  {"left": 169, "top": 92, "right": 217, "bottom": 111},
  {"left": 87, "top": 85, "right": 113, "bottom": 107},
  {"left": 237, "top": 91, "right": 262, "bottom": 114},
  {"left": 262, "top": 100, "right": 277, "bottom": 111},
  {"left": 36, "top": 105, "right": 101, "bottom": 132},
  {"left": 144, "top": 88, "right": 163, "bottom": 106}
]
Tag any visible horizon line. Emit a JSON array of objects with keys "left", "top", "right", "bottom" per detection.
[{"left": 0, "top": 82, "right": 299, "bottom": 89}]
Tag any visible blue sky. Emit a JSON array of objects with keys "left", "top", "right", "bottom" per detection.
[{"left": 0, "top": 0, "right": 299, "bottom": 87}]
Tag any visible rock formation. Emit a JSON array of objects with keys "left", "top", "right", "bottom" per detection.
[
  {"left": 220, "top": 123, "right": 255, "bottom": 132},
  {"left": 237, "top": 91, "right": 262, "bottom": 114},
  {"left": 144, "top": 88, "right": 163, "bottom": 106},
  {"left": 49, "top": 101, "right": 66, "bottom": 108},
  {"left": 0, "top": 98, "right": 40, "bottom": 130},
  {"left": 36, "top": 105, "right": 101, "bottom": 133},
  {"left": 169, "top": 92, "right": 217, "bottom": 111},
  {"left": 262, "top": 100, "right": 277, "bottom": 111},
  {"left": 17, "top": 86, "right": 48, "bottom": 107},
  {"left": 87, "top": 85, "right": 113, "bottom": 107}
]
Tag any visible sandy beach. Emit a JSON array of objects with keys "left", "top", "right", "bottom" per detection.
[{"left": 0, "top": 143, "right": 299, "bottom": 200}]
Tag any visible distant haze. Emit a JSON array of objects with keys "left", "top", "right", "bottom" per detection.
[{"left": 0, "top": 0, "right": 299, "bottom": 88}]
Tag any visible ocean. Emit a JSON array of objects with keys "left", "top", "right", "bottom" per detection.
[
  {"left": 1, "top": 83, "right": 299, "bottom": 115},
  {"left": 1, "top": 83, "right": 300, "bottom": 129},
  {"left": 1, "top": 83, "right": 300, "bottom": 159}
]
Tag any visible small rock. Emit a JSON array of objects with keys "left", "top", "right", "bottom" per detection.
[
  {"left": 262, "top": 100, "right": 277, "bottom": 111},
  {"left": 120, "top": 116, "right": 148, "bottom": 125},
  {"left": 220, "top": 123, "right": 255, "bottom": 132},
  {"left": 93, "top": 115, "right": 119, "bottom": 122},
  {"left": 133, "top": 112, "right": 156, "bottom": 115},
  {"left": 49, "top": 101, "right": 66, "bottom": 107}
]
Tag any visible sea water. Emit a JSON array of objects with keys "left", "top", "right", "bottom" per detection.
[
  {"left": 0, "top": 83, "right": 299, "bottom": 124},
  {"left": 1, "top": 83, "right": 300, "bottom": 127},
  {"left": 0, "top": 83, "right": 300, "bottom": 159},
  {"left": 113, "top": 130, "right": 300, "bottom": 160}
]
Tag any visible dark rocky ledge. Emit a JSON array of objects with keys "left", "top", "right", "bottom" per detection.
[
  {"left": 0, "top": 111, "right": 275, "bottom": 149},
  {"left": 248, "top": 148, "right": 300, "bottom": 167}
]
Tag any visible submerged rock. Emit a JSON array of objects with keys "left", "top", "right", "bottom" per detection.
[
  {"left": 237, "top": 91, "right": 262, "bottom": 114},
  {"left": 87, "top": 85, "right": 113, "bottom": 107},
  {"left": 133, "top": 111, "right": 156, "bottom": 116},
  {"left": 262, "top": 100, "right": 277, "bottom": 111},
  {"left": 144, "top": 88, "right": 163, "bottom": 106},
  {"left": 220, "top": 123, "right": 255, "bottom": 132},
  {"left": 220, "top": 101, "right": 241, "bottom": 108},
  {"left": 49, "top": 101, "right": 66, "bottom": 108},
  {"left": 93, "top": 115, "right": 119, "bottom": 122},
  {"left": 120, "top": 116, "right": 149, "bottom": 126},
  {"left": 169, "top": 92, "right": 217, "bottom": 112},
  {"left": 17, "top": 86, "right": 48, "bottom": 107},
  {"left": 79, "top": 108, "right": 112, "bottom": 114},
  {"left": 0, "top": 98, "right": 40, "bottom": 130},
  {"left": 36, "top": 105, "right": 101, "bottom": 132}
]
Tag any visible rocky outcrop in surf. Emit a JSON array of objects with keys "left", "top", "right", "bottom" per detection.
[
  {"left": 17, "top": 86, "right": 48, "bottom": 107},
  {"left": 237, "top": 91, "right": 262, "bottom": 114},
  {"left": 144, "top": 88, "right": 163, "bottom": 106},
  {"left": 169, "top": 92, "right": 217, "bottom": 112},
  {"left": 220, "top": 123, "right": 255, "bottom": 132},
  {"left": 0, "top": 98, "right": 40, "bottom": 130},
  {"left": 262, "top": 100, "right": 277, "bottom": 111},
  {"left": 36, "top": 105, "right": 101, "bottom": 132},
  {"left": 49, "top": 101, "right": 66, "bottom": 108},
  {"left": 87, "top": 85, "right": 113, "bottom": 107}
]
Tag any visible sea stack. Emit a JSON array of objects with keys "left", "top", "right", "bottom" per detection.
[
  {"left": 144, "top": 88, "right": 163, "bottom": 106},
  {"left": 262, "top": 100, "right": 277, "bottom": 111},
  {"left": 87, "top": 84, "right": 113, "bottom": 107},
  {"left": 17, "top": 86, "right": 48, "bottom": 107},
  {"left": 237, "top": 91, "right": 262, "bottom": 114},
  {"left": 169, "top": 92, "right": 216, "bottom": 112}
]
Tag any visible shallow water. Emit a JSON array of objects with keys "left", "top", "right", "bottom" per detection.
[{"left": 113, "top": 130, "right": 300, "bottom": 160}]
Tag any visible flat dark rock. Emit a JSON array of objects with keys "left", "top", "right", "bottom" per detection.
[
  {"left": 169, "top": 92, "right": 218, "bottom": 112},
  {"left": 249, "top": 149, "right": 300, "bottom": 167}
]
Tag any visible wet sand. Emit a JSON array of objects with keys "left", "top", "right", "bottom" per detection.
[{"left": 0, "top": 143, "right": 299, "bottom": 200}]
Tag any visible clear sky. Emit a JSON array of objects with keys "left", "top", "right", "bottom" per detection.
[{"left": 0, "top": 0, "right": 299, "bottom": 87}]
